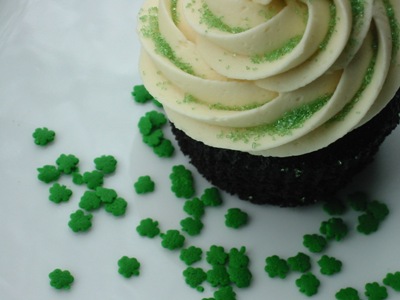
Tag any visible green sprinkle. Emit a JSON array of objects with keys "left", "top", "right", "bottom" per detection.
[
  {"left": 180, "top": 217, "right": 203, "bottom": 236},
  {"left": 207, "top": 265, "right": 230, "bottom": 287},
  {"left": 357, "top": 213, "right": 380, "bottom": 235},
  {"left": 183, "top": 197, "right": 205, "bottom": 219},
  {"left": 72, "top": 172, "right": 84, "bottom": 185},
  {"left": 367, "top": 201, "right": 389, "bottom": 222},
  {"left": 160, "top": 229, "right": 185, "bottom": 250},
  {"left": 330, "top": 35, "right": 378, "bottom": 122},
  {"left": 183, "top": 267, "right": 207, "bottom": 289},
  {"left": 117, "top": 256, "right": 141, "bottom": 278},
  {"left": 287, "top": 252, "right": 311, "bottom": 273},
  {"left": 317, "top": 255, "right": 342, "bottom": 276},
  {"left": 48, "top": 269, "right": 74, "bottom": 290},
  {"left": 214, "top": 286, "right": 236, "bottom": 300},
  {"left": 95, "top": 187, "right": 117, "bottom": 203},
  {"left": 132, "top": 84, "right": 153, "bottom": 104},
  {"left": 82, "top": 170, "right": 104, "bottom": 190},
  {"left": 68, "top": 209, "right": 93, "bottom": 232},
  {"left": 365, "top": 282, "right": 388, "bottom": 300},
  {"left": 201, "top": 187, "right": 222, "bottom": 206},
  {"left": 143, "top": 128, "right": 164, "bottom": 147},
  {"left": 206, "top": 245, "right": 228, "bottom": 266},
  {"left": 180, "top": 246, "right": 203, "bottom": 266},
  {"left": 383, "top": 272, "right": 400, "bottom": 291},
  {"left": 229, "top": 247, "right": 249, "bottom": 268},
  {"left": 336, "top": 287, "right": 361, "bottom": 300},
  {"left": 319, "top": 1, "right": 337, "bottom": 51},
  {"left": 145, "top": 110, "right": 167, "bottom": 127},
  {"left": 153, "top": 138, "right": 175, "bottom": 157},
  {"left": 33, "top": 127, "right": 55, "bottom": 146},
  {"left": 224, "top": 94, "right": 331, "bottom": 143},
  {"left": 140, "top": 7, "right": 195, "bottom": 75},
  {"left": 295, "top": 272, "right": 320, "bottom": 297},
  {"left": 224, "top": 208, "right": 248, "bottom": 229},
  {"left": 56, "top": 154, "right": 79, "bottom": 174},
  {"left": 264, "top": 255, "right": 289, "bottom": 279},
  {"left": 94, "top": 155, "right": 117, "bottom": 174},
  {"left": 37, "top": 165, "right": 61, "bottom": 183},
  {"left": 251, "top": 35, "right": 302, "bottom": 64},
  {"left": 171, "top": 0, "right": 179, "bottom": 24},
  {"left": 383, "top": 0, "right": 400, "bottom": 57},
  {"left": 134, "top": 175, "right": 155, "bottom": 194},
  {"left": 170, "top": 165, "right": 195, "bottom": 199},
  {"left": 136, "top": 218, "right": 160, "bottom": 238},
  {"left": 79, "top": 191, "right": 102, "bottom": 211},
  {"left": 49, "top": 183, "right": 72, "bottom": 203},
  {"left": 138, "top": 115, "right": 153, "bottom": 135},
  {"left": 319, "top": 217, "right": 348, "bottom": 241},
  {"left": 228, "top": 266, "right": 252, "bottom": 288},
  {"left": 104, "top": 197, "right": 127, "bottom": 216},
  {"left": 303, "top": 234, "right": 327, "bottom": 253},
  {"left": 200, "top": 2, "right": 247, "bottom": 34}
]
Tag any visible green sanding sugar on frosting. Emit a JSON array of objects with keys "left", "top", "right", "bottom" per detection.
[
  {"left": 223, "top": 93, "right": 332, "bottom": 144},
  {"left": 171, "top": 0, "right": 179, "bottom": 25},
  {"left": 383, "top": 0, "right": 400, "bottom": 57},
  {"left": 319, "top": 1, "right": 337, "bottom": 51},
  {"left": 200, "top": 2, "right": 248, "bottom": 34},
  {"left": 140, "top": 7, "right": 195, "bottom": 75},
  {"left": 251, "top": 35, "right": 302, "bottom": 64},
  {"left": 330, "top": 34, "right": 378, "bottom": 122},
  {"left": 182, "top": 94, "right": 265, "bottom": 111}
]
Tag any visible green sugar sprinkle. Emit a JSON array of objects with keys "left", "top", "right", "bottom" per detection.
[
  {"left": 383, "top": 0, "right": 400, "bottom": 57},
  {"left": 330, "top": 33, "right": 378, "bottom": 122},
  {"left": 319, "top": 1, "right": 337, "bottom": 51},
  {"left": 171, "top": 0, "right": 179, "bottom": 25},
  {"left": 222, "top": 93, "right": 332, "bottom": 144},
  {"left": 200, "top": 2, "right": 248, "bottom": 34},
  {"left": 182, "top": 93, "right": 265, "bottom": 112},
  {"left": 140, "top": 7, "right": 195, "bottom": 75},
  {"left": 251, "top": 35, "right": 302, "bottom": 64}
]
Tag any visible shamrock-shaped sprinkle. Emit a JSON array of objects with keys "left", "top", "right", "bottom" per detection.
[
  {"left": 37, "top": 165, "right": 61, "bottom": 183},
  {"left": 180, "top": 246, "right": 203, "bottom": 266},
  {"left": 264, "top": 255, "right": 289, "bottom": 279},
  {"left": 94, "top": 155, "right": 117, "bottom": 174},
  {"left": 49, "top": 183, "right": 72, "bottom": 204},
  {"left": 33, "top": 127, "right": 55, "bottom": 146},
  {"left": 295, "top": 272, "right": 320, "bottom": 297},
  {"left": 160, "top": 230, "right": 185, "bottom": 250},
  {"left": 68, "top": 209, "right": 93, "bottom": 232},
  {"left": 180, "top": 217, "right": 203, "bottom": 236},
  {"left": 224, "top": 208, "right": 248, "bottom": 229},
  {"left": 48, "top": 269, "right": 74, "bottom": 290},
  {"left": 317, "top": 255, "right": 342, "bottom": 275},
  {"left": 105, "top": 197, "right": 127, "bottom": 216},
  {"left": 136, "top": 218, "right": 160, "bottom": 238},
  {"left": 365, "top": 282, "right": 388, "bottom": 300},
  {"left": 56, "top": 154, "right": 79, "bottom": 174},
  {"left": 117, "top": 256, "right": 141, "bottom": 278}
]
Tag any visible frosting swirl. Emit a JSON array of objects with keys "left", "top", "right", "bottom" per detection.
[{"left": 138, "top": 0, "right": 400, "bottom": 156}]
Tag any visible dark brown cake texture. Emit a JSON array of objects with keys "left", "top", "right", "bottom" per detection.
[{"left": 171, "top": 92, "right": 400, "bottom": 207}]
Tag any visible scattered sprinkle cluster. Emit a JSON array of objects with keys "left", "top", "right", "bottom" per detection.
[
  {"left": 35, "top": 83, "right": 399, "bottom": 300},
  {"left": 264, "top": 192, "right": 392, "bottom": 298}
]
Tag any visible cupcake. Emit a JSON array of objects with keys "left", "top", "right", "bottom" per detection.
[{"left": 137, "top": 0, "right": 400, "bottom": 206}]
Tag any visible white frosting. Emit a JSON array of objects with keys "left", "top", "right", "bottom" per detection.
[{"left": 138, "top": 0, "right": 400, "bottom": 157}]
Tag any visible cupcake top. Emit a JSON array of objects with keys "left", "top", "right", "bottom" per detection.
[{"left": 137, "top": 0, "right": 400, "bottom": 157}]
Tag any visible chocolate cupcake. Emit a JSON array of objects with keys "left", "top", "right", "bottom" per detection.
[{"left": 137, "top": 0, "right": 400, "bottom": 206}]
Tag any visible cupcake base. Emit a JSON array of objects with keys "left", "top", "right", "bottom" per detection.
[{"left": 171, "top": 92, "right": 400, "bottom": 206}]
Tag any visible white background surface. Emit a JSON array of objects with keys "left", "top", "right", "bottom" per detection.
[{"left": 1, "top": 1, "right": 400, "bottom": 299}]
